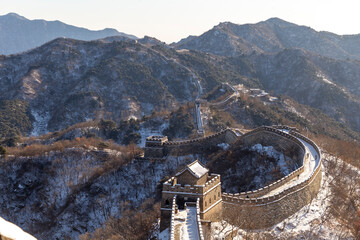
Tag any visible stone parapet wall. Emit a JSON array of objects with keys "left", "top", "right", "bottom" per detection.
[
  {"left": 239, "top": 127, "right": 306, "bottom": 164},
  {"left": 222, "top": 129, "right": 323, "bottom": 229},
  {"left": 196, "top": 198, "right": 205, "bottom": 240},
  {"left": 225, "top": 129, "right": 239, "bottom": 143},
  {"left": 164, "top": 130, "right": 227, "bottom": 146},
  {"left": 203, "top": 174, "right": 220, "bottom": 193},
  {"left": 223, "top": 129, "right": 322, "bottom": 205},
  {"left": 163, "top": 177, "right": 204, "bottom": 194},
  {"left": 169, "top": 195, "right": 177, "bottom": 240},
  {"left": 163, "top": 129, "right": 238, "bottom": 156},
  {"left": 162, "top": 175, "right": 220, "bottom": 195},
  {"left": 224, "top": 166, "right": 305, "bottom": 199},
  {"left": 222, "top": 162, "right": 320, "bottom": 205},
  {"left": 223, "top": 163, "right": 321, "bottom": 229}
]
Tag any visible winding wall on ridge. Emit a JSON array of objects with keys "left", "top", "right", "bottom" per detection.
[
  {"left": 156, "top": 126, "right": 322, "bottom": 230},
  {"left": 163, "top": 128, "right": 239, "bottom": 155},
  {"left": 221, "top": 127, "right": 322, "bottom": 229}
]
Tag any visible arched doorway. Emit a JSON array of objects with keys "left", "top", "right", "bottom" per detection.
[{"left": 176, "top": 195, "right": 185, "bottom": 209}]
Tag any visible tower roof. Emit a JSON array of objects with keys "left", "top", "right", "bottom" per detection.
[{"left": 176, "top": 160, "right": 209, "bottom": 179}]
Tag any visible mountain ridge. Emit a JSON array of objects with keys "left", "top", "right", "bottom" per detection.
[
  {"left": 174, "top": 18, "right": 360, "bottom": 60},
  {"left": 0, "top": 12, "right": 137, "bottom": 55}
]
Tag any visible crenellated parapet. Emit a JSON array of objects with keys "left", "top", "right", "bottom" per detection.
[
  {"left": 222, "top": 128, "right": 322, "bottom": 229},
  {"left": 223, "top": 166, "right": 305, "bottom": 199},
  {"left": 169, "top": 195, "right": 177, "bottom": 240},
  {"left": 162, "top": 173, "right": 221, "bottom": 195},
  {"left": 144, "top": 128, "right": 240, "bottom": 158}
]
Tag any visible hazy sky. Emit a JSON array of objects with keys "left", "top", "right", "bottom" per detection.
[{"left": 1, "top": 0, "right": 360, "bottom": 43}]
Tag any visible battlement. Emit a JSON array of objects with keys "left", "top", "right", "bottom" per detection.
[
  {"left": 145, "top": 135, "right": 168, "bottom": 146},
  {"left": 203, "top": 174, "right": 221, "bottom": 192},
  {"left": 163, "top": 173, "right": 220, "bottom": 194},
  {"left": 144, "top": 135, "right": 168, "bottom": 158},
  {"left": 163, "top": 176, "right": 203, "bottom": 193}
]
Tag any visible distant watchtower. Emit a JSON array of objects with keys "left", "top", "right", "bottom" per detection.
[
  {"left": 160, "top": 160, "right": 222, "bottom": 231},
  {"left": 144, "top": 135, "right": 168, "bottom": 158}
]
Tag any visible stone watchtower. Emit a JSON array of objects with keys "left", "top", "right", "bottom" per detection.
[
  {"left": 144, "top": 135, "right": 168, "bottom": 158},
  {"left": 160, "top": 160, "right": 222, "bottom": 231}
]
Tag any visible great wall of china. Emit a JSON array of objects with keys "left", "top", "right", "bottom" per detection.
[
  {"left": 152, "top": 125, "right": 322, "bottom": 238},
  {"left": 221, "top": 126, "right": 322, "bottom": 229},
  {"left": 150, "top": 76, "right": 322, "bottom": 238}
]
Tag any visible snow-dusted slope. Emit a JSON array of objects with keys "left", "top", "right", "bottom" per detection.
[{"left": 0, "top": 148, "right": 197, "bottom": 239}]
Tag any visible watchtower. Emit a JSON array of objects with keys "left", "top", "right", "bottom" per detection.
[
  {"left": 144, "top": 135, "right": 168, "bottom": 158},
  {"left": 160, "top": 160, "right": 222, "bottom": 231}
]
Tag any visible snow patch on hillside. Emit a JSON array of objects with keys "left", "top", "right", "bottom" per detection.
[
  {"left": 251, "top": 144, "right": 289, "bottom": 175},
  {"left": 317, "top": 72, "right": 335, "bottom": 86},
  {"left": 30, "top": 110, "right": 50, "bottom": 136},
  {"left": 217, "top": 143, "right": 230, "bottom": 150}
]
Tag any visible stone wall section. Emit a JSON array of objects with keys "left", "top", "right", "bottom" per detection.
[
  {"left": 222, "top": 164, "right": 321, "bottom": 229},
  {"left": 221, "top": 128, "right": 323, "bottom": 229},
  {"left": 176, "top": 171, "right": 208, "bottom": 186},
  {"left": 196, "top": 198, "right": 205, "bottom": 240},
  {"left": 169, "top": 195, "right": 177, "bottom": 240},
  {"left": 159, "top": 126, "right": 322, "bottom": 230},
  {"left": 163, "top": 129, "right": 239, "bottom": 156}
]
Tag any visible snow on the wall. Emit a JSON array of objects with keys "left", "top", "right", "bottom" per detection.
[
  {"left": 251, "top": 143, "right": 291, "bottom": 175},
  {"left": 30, "top": 110, "right": 50, "bottom": 136}
]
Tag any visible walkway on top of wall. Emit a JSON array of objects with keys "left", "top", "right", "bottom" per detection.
[
  {"left": 210, "top": 83, "right": 239, "bottom": 107},
  {"left": 261, "top": 130, "right": 320, "bottom": 198},
  {"left": 174, "top": 207, "right": 200, "bottom": 240}
]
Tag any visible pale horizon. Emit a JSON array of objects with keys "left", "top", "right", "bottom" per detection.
[{"left": 1, "top": 0, "right": 360, "bottom": 43}]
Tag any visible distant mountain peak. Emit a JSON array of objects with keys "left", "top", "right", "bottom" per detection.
[
  {"left": 0, "top": 12, "right": 137, "bottom": 55},
  {"left": 262, "top": 17, "right": 300, "bottom": 28},
  {"left": 217, "top": 21, "right": 234, "bottom": 26},
  {"left": 265, "top": 17, "right": 288, "bottom": 23},
  {"left": 138, "top": 36, "right": 167, "bottom": 46},
  {"left": 174, "top": 18, "right": 360, "bottom": 60},
  {"left": 3, "top": 12, "right": 28, "bottom": 20}
]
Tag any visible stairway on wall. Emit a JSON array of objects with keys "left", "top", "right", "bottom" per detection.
[{"left": 174, "top": 207, "right": 200, "bottom": 240}]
